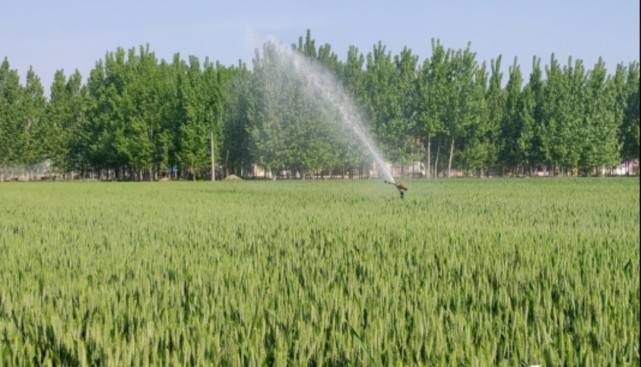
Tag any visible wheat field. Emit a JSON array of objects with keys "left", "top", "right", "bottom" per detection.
[{"left": 0, "top": 178, "right": 638, "bottom": 366}]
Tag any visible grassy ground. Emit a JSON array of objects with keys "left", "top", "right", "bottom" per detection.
[{"left": 0, "top": 178, "right": 638, "bottom": 366}]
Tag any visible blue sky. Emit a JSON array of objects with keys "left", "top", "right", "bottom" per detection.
[{"left": 1, "top": 0, "right": 638, "bottom": 93}]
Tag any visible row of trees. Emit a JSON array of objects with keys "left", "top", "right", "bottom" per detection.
[
  {"left": 1, "top": 31, "right": 639, "bottom": 180},
  {"left": 1, "top": 46, "right": 224, "bottom": 180}
]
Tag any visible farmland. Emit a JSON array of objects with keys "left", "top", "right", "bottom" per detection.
[{"left": 0, "top": 178, "right": 639, "bottom": 366}]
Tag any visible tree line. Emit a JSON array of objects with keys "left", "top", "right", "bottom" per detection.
[{"left": 1, "top": 30, "right": 639, "bottom": 180}]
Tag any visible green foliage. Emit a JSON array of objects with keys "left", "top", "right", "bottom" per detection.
[
  {"left": 0, "top": 179, "right": 638, "bottom": 365},
  {"left": 416, "top": 40, "right": 451, "bottom": 178},
  {"left": 20, "top": 68, "right": 48, "bottom": 166},
  {"left": 580, "top": 58, "right": 619, "bottom": 173},
  {"left": 363, "top": 42, "right": 401, "bottom": 159},
  {"left": 249, "top": 39, "right": 368, "bottom": 178},
  {"left": 621, "top": 62, "right": 640, "bottom": 162},
  {"left": 1, "top": 30, "right": 639, "bottom": 179},
  {"left": 499, "top": 57, "right": 524, "bottom": 170},
  {"left": 442, "top": 44, "right": 486, "bottom": 177},
  {"left": 220, "top": 61, "right": 253, "bottom": 176},
  {"left": 80, "top": 48, "right": 225, "bottom": 180},
  {"left": 47, "top": 70, "right": 86, "bottom": 174},
  {"left": 0, "top": 59, "right": 25, "bottom": 166}
]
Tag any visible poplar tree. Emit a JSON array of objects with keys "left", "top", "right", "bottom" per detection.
[
  {"left": 527, "top": 56, "right": 548, "bottom": 173},
  {"left": 221, "top": 61, "right": 253, "bottom": 176},
  {"left": 499, "top": 57, "right": 524, "bottom": 173},
  {"left": 610, "top": 63, "right": 628, "bottom": 156},
  {"left": 416, "top": 39, "right": 450, "bottom": 178},
  {"left": 118, "top": 46, "right": 157, "bottom": 179},
  {"left": 47, "top": 70, "right": 69, "bottom": 170},
  {"left": 363, "top": 42, "right": 398, "bottom": 163},
  {"left": 482, "top": 56, "right": 505, "bottom": 174},
  {"left": 249, "top": 42, "right": 288, "bottom": 175},
  {"left": 621, "top": 62, "right": 640, "bottom": 171},
  {"left": 47, "top": 70, "right": 85, "bottom": 175},
  {"left": 175, "top": 56, "right": 211, "bottom": 180},
  {"left": 580, "top": 58, "right": 619, "bottom": 174},
  {"left": 21, "top": 67, "right": 48, "bottom": 168},
  {"left": 0, "top": 58, "right": 23, "bottom": 169},
  {"left": 443, "top": 44, "right": 482, "bottom": 178},
  {"left": 293, "top": 30, "right": 347, "bottom": 176},
  {"left": 84, "top": 51, "right": 127, "bottom": 178},
  {"left": 338, "top": 45, "right": 368, "bottom": 176},
  {"left": 392, "top": 47, "right": 420, "bottom": 170},
  {"left": 458, "top": 61, "right": 489, "bottom": 175},
  {"left": 558, "top": 57, "right": 586, "bottom": 174},
  {"left": 517, "top": 81, "right": 536, "bottom": 175},
  {"left": 65, "top": 70, "right": 87, "bottom": 175},
  {"left": 540, "top": 54, "right": 563, "bottom": 172}
]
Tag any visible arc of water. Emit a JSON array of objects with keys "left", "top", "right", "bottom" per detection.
[{"left": 269, "top": 40, "right": 395, "bottom": 183}]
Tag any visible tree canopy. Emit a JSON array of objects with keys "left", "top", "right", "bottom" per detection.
[{"left": 1, "top": 31, "right": 639, "bottom": 180}]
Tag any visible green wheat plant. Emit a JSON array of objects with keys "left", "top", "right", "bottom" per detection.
[{"left": 0, "top": 178, "right": 638, "bottom": 366}]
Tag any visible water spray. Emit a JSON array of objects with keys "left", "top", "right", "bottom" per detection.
[{"left": 266, "top": 39, "right": 395, "bottom": 183}]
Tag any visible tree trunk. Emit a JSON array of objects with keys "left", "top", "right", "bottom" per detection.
[
  {"left": 426, "top": 134, "right": 432, "bottom": 179},
  {"left": 626, "top": 160, "right": 630, "bottom": 176},
  {"left": 210, "top": 131, "right": 215, "bottom": 181},
  {"left": 447, "top": 139, "right": 455, "bottom": 178},
  {"left": 434, "top": 142, "right": 440, "bottom": 179}
]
